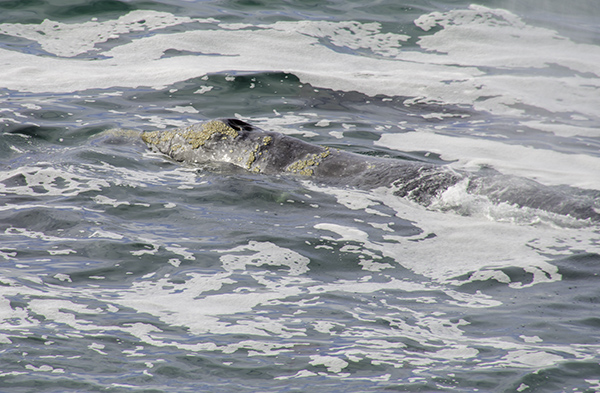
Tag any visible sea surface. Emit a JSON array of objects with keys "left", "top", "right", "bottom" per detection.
[{"left": 1, "top": 1, "right": 600, "bottom": 392}]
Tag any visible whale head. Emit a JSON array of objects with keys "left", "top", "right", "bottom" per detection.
[{"left": 141, "top": 118, "right": 331, "bottom": 175}]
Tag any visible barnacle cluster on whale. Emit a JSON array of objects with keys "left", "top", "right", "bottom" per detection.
[
  {"left": 286, "top": 148, "right": 331, "bottom": 176},
  {"left": 141, "top": 120, "right": 239, "bottom": 150}
]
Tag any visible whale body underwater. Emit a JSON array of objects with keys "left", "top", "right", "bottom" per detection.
[{"left": 141, "top": 118, "right": 600, "bottom": 222}]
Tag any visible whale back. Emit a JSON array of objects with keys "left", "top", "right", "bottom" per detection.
[
  {"left": 142, "top": 119, "right": 361, "bottom": 176},
  {"left": 141, "top": 119, "right": 462, "bottom": 204},
  {"left": 140, "top": 119, "right": 599, "bottom": 222}
]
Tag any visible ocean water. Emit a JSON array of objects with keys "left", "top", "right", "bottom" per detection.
[{"left": 1, "top": 0, "right": 600, "bottom": 392}]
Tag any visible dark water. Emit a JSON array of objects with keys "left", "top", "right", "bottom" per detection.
[{"left": 1, "top": 1, "right": 600, "bottom": 392}]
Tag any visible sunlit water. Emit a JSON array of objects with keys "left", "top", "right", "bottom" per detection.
[{"left": 1, "top": 1, "right": 600, "bottom": 392}]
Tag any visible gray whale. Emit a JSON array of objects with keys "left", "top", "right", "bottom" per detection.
[{"left": 141, "top": 118, "right": 600, "bottom": 222}]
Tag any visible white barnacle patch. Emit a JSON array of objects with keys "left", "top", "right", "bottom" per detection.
[
  {"left": 285, "top": 148, "right": 331, "bottom": 176},
  {"left": 141, "top": 121, "right": 239, "bottom": 154},
  {"left": 241, "top": 136, "right": 273, "bottom": 173}
]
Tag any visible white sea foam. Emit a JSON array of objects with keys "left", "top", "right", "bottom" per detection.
[
  {"left": 376, "top": 132, "right": 600, "bottom": 190},
  {"left": 1, "top": 7, "right": 598, "bottom": 130},
  {"left": 216, "top": 241, "right": 310, "bottom": 276},
  {"left": 0, "top": 10, "right": 196, "bottom": 58},
  {"left": 306, "top": 183, "right": 598, "bottom": 288},
  {"left": 0, "top": 158, "right": 199, "bottom": 203},
  {"left": 0, "top": 223, "right": 597, "bottom": 378},
  {"left": 0, "top": 166, "right": 108, "bottom": 197}
]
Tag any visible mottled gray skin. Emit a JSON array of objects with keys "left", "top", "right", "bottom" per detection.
[
  {"left": 142, "top": 118, "right": 600, "bottom": 221},
  {"left": 142, "top": 118, "right": 462, "bottom": 205}
]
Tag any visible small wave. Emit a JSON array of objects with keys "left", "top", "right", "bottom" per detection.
[{"left": 428, "top": 177, "right": 598, "bottom": 228}]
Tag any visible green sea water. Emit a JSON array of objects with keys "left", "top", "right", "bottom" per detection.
[{"left": 1, "top": 1, "right": 600, "bottom": 392}]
